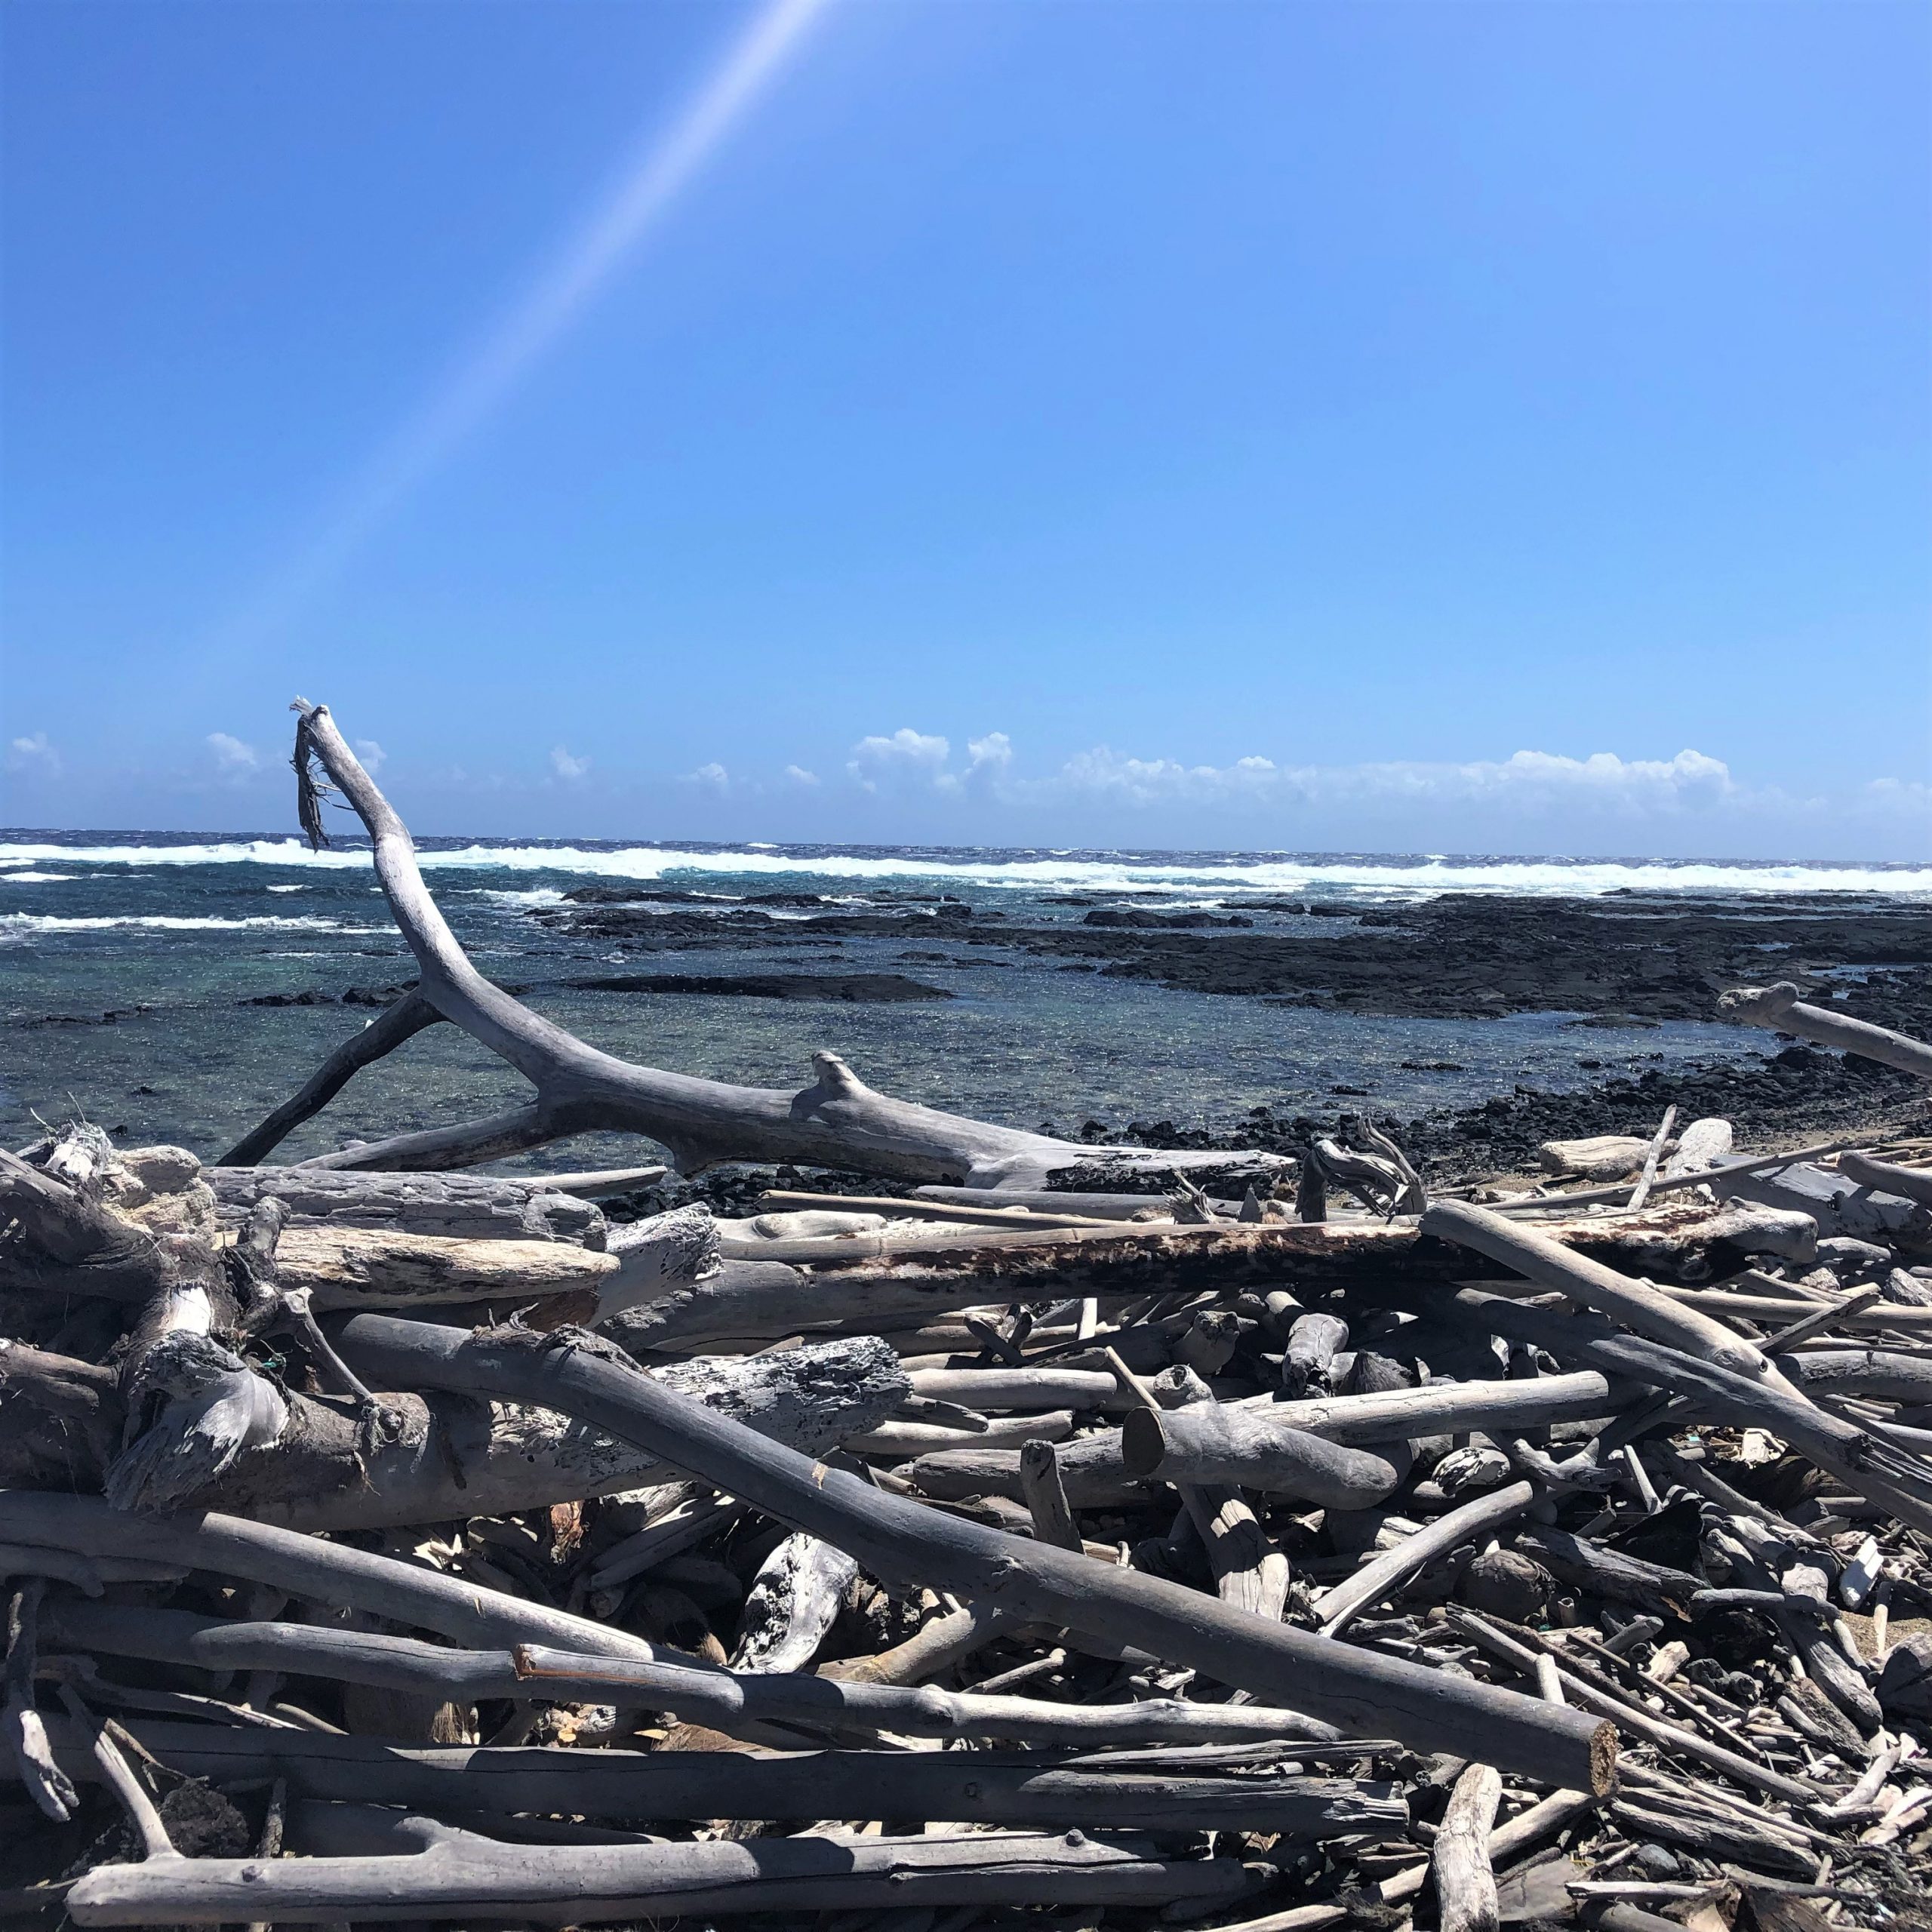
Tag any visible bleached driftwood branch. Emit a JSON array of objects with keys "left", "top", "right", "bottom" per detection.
[{"left": 220, "top": 701, "right": 1294, "bottom": 1191}]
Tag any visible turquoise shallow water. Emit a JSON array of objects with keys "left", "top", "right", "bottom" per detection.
[{"left": 6, "top": 832, "right": 1913, "bottom": 1169}]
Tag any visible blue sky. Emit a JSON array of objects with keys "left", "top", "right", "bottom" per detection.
[{"left": 2, "top": 0, "right": 1927, "bottom": 859}]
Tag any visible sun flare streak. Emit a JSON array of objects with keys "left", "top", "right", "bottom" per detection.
[{"left": 241, "top": 0, "right": 826, "bottom": 627}]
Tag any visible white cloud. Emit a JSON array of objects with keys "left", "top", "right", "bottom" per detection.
[
  {"left": 550, "top": 746, "right": 592, "bottom": 781},
  {"left": 1041, "top": 745, "right": 1740, "bottom": 814},
  {"left": 207, "top": 731, "right": 261, "bottom": 775},
  {"left": 678, "top": 728, "right": 1923, "bottom": 848},
  {"left": 848, "top": 728, "right": 952, "bottom": 793},
  {"left": 6, "top": 731, "right": 60, "bottom": 777},
  {"left": 683, "top": 761, "right": 731, "bottom": 792},
  {"left": 355, "top": 739, "right": 386, "bottom": 774},
  {"left": 845, "top": 728, "right": 1016, "bottom": 795},
  {"left": 962, "top": 732, "right": 1014, "bottom": 787},
  {"left": 1862, "top": 776, "right": 1932, "bottom": 817}
]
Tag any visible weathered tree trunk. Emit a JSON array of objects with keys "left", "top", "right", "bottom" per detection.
[
  {"left": 0, "top": 1331, "right": 906, "bottom": 1531},
  {"left": 1721, "top": 982, "right": 1932, "bottom": 1080},
  {"left": 35, "top": 1599, "right": 1348, "bottom": 1749},
  {"left": 220, "top": 701, "right": 1294, "bottom": 1192},
  {"left": 608, "top": 1206, "right": 1814, "bottom": 1350},
  {"left": 64, "top": 1812, "right": 1258, "bottom": 1926},
  {"left": 1710, "top": 1161, "right": 1932, "bottom": 1251},
  {"left": 205, "top": 1164, "right": 642, "bottom": 1241},
  {"left": 51, "top": 1717, "right": 1404, "bottom": 1837},
  {"left": 1432, "top": 1761, "right": 1503, "bottom": 1932}
]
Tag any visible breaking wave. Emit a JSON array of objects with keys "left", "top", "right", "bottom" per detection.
[
  {"left": 0, "top": 914, "right": 389, "bottom": 934},
  {"left": 0, "top": 838, "right": 1927, "bottom": 900}
]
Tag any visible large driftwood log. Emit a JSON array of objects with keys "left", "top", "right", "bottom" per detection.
[
  {"left": 1838, "top": 1149, "right": 1932, "bottom": 1208},
  {"left": 65, "top": 1812, "right": 1257, "bottom": 1927},
  {"left": 203, "top": 1163, "right": 612, "bottom": 1242},
  {"left": 326, "top": 1313, "right": 1617, "bottom": 1790},
  {"left": 1721, "top": 981, "right": 1932, "bottom": 1080},
  {"left": 220, "top": 701, "right": 1291, "bottom": 1192},
  {"left": 37, "top": 1602, "right": 1349, "bottom": 1749},
  {"left": 1420, "top": 1199, "right": 1774, "bottom": 1376},
  {"left": 51, "top": 1717, "right": 1404, "bottom": 1837},
  {"left": 610, "top": 1206, "right": 1814, "bottom": 1350},
  {"left": 909, "top": 1370, "right": 1633, "bottom": 1506},
  {"left": 0, "top": 1491, "right": 665, "bottom": 1660},
  {"left": 2, "top": 1334, "right": 907, "bottom": 1531},
  {"left": 1709, "top": 1161, "right": 1932, "bottom": 1251},
  {"left": 272, "top": 1226, "right": 618, "bottom": 1310}
]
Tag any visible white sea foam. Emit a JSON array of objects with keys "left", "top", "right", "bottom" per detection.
[
  {"left": 0, "top": 839, "right": 1926, "bottom": 898},
  {"left": 1, "top": 872, "right": 75, "bottom": 884},
  {"left": 0, "top": 915, "right": 388, "bottom": 934}
]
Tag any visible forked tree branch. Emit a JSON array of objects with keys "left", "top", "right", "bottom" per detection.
[{"left": 226, "top": 700, "right": 1296, "bottom": 1188}]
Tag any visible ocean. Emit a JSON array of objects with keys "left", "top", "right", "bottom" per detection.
[{"left": 5, "top": 832, "right": 1928, "bottom": 1171}]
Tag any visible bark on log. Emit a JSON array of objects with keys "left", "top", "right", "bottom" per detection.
[
  {"left": 1721, "top": 982, "right": 1932, "bottom": 1080},
  {"left": 609, "top": 1207, "right": 1814, "bottom": 1350},
  {"left": 321, "top": 1313, "right": 1617, "bottom": 1790},
  {"left": 206, "top": 1166, "right": 609, "bottom": 1244}
]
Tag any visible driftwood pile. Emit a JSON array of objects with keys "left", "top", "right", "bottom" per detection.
[{"left": 2, "top": 701, "right": 1931, "bottom": 1929}]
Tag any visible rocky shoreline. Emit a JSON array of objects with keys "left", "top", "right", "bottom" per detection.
[{"left": 534, "top": 886, "right": 1932, "bottom": 1029}]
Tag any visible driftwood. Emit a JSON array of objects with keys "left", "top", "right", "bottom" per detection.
[
  {"left": 38, "top": 1600, "right": 1350, "bottom": 1748},
  {"left": 909, "top": 1369, "right": 1633, "bottom": 1506},
  {"left": 1121, "top": 1402, "right": 1406, "bottom": 1505},
  {"left": 213, "top": 701, "right": 1291, "bottom": 1192},
  {"left": 65, "top": 1814, "right": 1259, "bottom": 1925},
  {"left": 327, "top": 1312, "right": 1617, "bottom": 1790},
  {"left": 0, "top": 1329, "right": 907, "bottom": 1531},
  {"left": 1721, "top": 980, "right": 1932, "bottom": 1080},
  {"left": 1711, "top": 1159, "right": 1932, "bottom": 1251},
  {"left": 14, "top": 697, "right": 1932, "bottom": 1925},
  {"left": 50, "top": 1715, "right": 1404, "bottom": 1837},
  {"left": 1433, "top": 1760, "right": 1503, "bottom": 1932},
  {"left": 608, "top": 1204, "right": 1818, "bottom": 1350}
]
